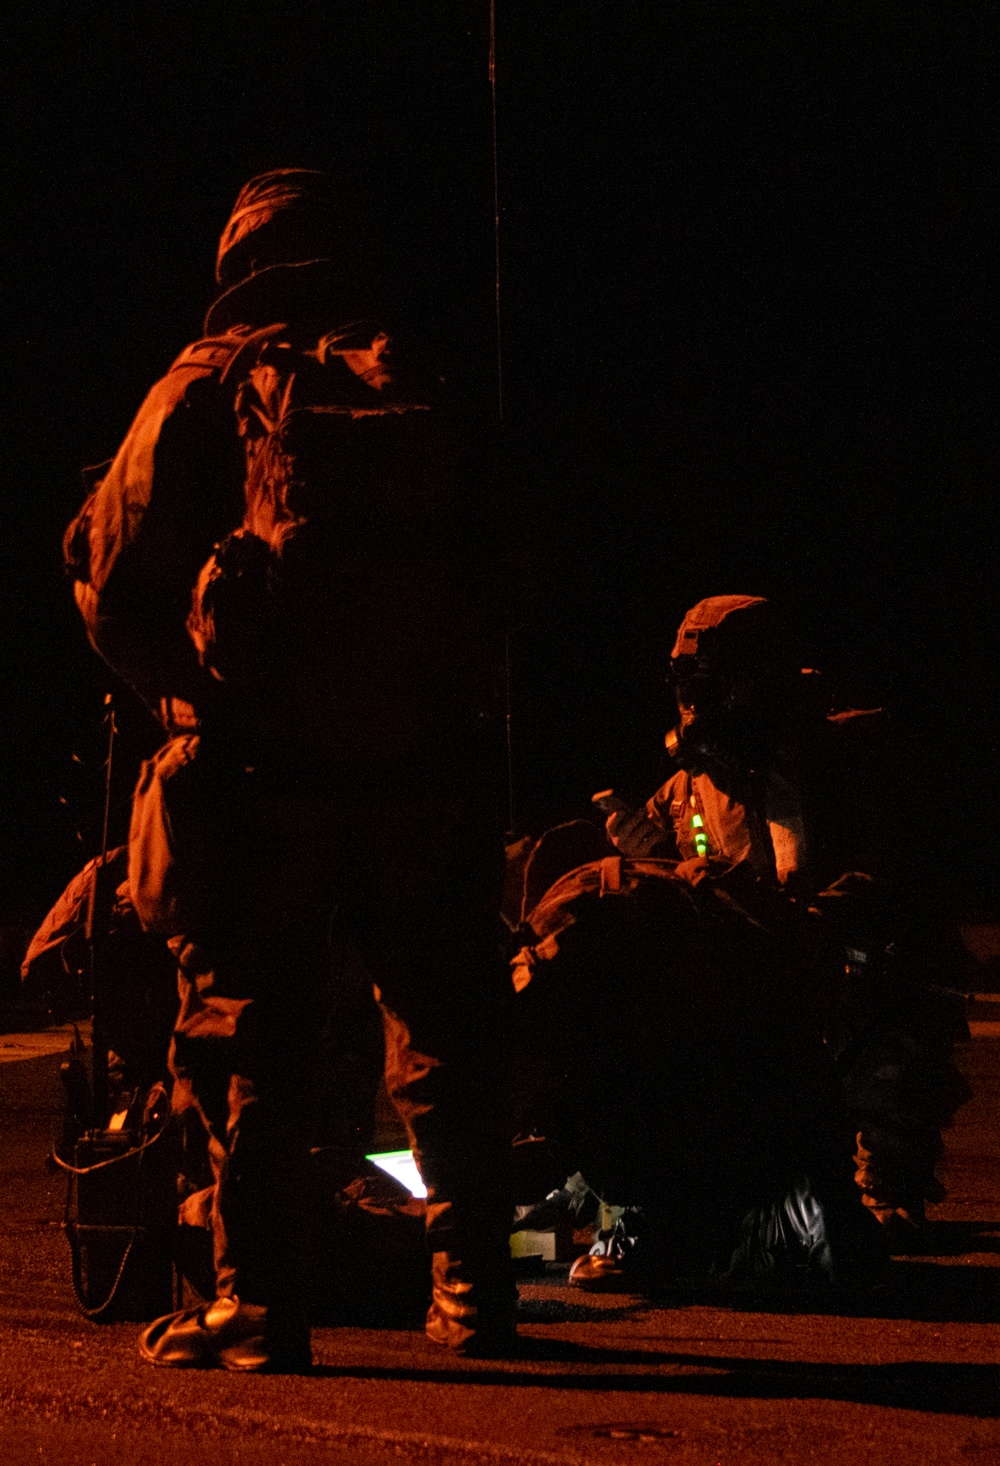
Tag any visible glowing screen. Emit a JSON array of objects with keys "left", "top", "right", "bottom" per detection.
[{"left": 366, "top": 1148, "right": 428, "bottom": 1199}]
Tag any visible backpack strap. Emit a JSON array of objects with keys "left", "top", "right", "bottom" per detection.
[
  {"left": 511, "top": 930, "right": 564, "bottom": 993},
  {"left": 510, "top": 946, "right": 534, "bottom": 994},
  {"left": 598, "top": 855, "right": 623, "bottom": 896},
  {"left": 168, "top": 327, "right": 286, "bottom": 382}
]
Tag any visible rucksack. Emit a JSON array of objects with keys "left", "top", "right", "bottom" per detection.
[
  {"left": 512, "top": 842, "right": 826, "bottom": 1030},
  {"left": 184, "top": 322, "right": 497, "bottom": 755}
]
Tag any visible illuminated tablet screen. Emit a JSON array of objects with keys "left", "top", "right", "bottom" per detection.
[{"left": 366, "top": 1149, "right": 428, "bottom": 1199}]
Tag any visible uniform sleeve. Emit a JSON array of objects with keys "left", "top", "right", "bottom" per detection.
[
  {"left": 20, "top": 846, "right": 129, "bottom": 995},
  {"left": 66, "top": 363, "right": 246, "bottom": 719}
]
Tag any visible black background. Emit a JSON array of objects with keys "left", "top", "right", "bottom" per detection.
[{"left": 1, "top": 1, "right": 996, "bottom": 940}]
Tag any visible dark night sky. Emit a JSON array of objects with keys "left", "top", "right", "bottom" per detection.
[{"left": 1, "top": 1, "right": 997, "bottom": 936}]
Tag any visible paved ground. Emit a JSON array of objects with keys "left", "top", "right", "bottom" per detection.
[{"left": 0, "top": 1009, "right": 998, "bottom": 1465}]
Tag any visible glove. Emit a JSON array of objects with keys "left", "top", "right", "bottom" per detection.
[{"left": 606, "top": 806, "right": 670, "bottom": 858}]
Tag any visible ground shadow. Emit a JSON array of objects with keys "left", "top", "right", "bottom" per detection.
[
  {"left": 518, "top": 1245, "right": 1000, "bottom": 1326},
  {"left": 309, "top": 1349, "right": 999, "bottom": 1417},
  {"left": 317, "top": 1250, "right": 1000, "bottom": 1333},
  {"left": 709, "top": 1259, "right": 1000, "bottom": 1326},
  {"left": 920, "top": 1221, "right": 1000, "bottom": 1256}
]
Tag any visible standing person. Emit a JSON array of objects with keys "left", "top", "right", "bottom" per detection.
[
  {"left": 604, "top": 594, "right": 971, "bottom": 1237},
  {"left": 64, "top": 169, "right": 515, "bottom": 1368}
]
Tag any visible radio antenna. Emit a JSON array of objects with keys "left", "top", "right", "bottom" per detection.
[
  {"left": 489, "top": 1, "right": 518, "bottom": 839},
  {"left": 85, "top": 693, "right": 117, "bottom": 1127},
  {"left": 489, "top": 0, "right": 504, "bottom": 433}
]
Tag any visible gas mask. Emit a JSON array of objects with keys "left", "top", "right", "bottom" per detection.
[{"left": 664, "top": 665, "right": 783, "bottom": 780}]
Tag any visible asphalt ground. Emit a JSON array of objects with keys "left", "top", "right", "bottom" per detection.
[{"left": 0, "top": 1012, "right": 998, "bottom": 1465}]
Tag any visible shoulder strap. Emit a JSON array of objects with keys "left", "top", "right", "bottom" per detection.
[{"left": 668, "top": 767, "right": 693, "bottom": 821}]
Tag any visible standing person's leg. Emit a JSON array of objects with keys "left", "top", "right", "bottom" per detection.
[
  {"left": 139, "top": 930, "right": 324, "bottom": 1371},
  {"left": 358, "top": 768, "right": 517, "bottom": 1354},
  {"left": 380, "top": 966, "right": 516, "bottom": 1353}
]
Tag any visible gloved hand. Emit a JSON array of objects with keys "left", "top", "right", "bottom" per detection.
[{"left": 605, "top": 806, "right": 669, "bottom": 858}]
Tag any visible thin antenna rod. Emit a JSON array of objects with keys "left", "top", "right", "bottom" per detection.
[
  {"left": 88, "top": 692, "right": 116, "bottom": 1129},
  {"left": 99, "top": 694, "right": 116, "bottom": 866},
  {"left": 490, "top": 0, "right": 517, "bottom": 837},
  {"left": 489, "top": 0, "right": 504, "bottom": 431},
  {"left": 504, "top": 627, "right": 516, "bottom": 837}
]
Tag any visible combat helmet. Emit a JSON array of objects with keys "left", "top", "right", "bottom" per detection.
[
  {"left": 205, "top": 168, "right": 366, "bottom": 332},
  {"left": 665, "top": 595, "right": 800, "bottom": 773}
]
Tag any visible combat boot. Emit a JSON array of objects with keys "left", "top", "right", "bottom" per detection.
[
  {"left": 425, "top": 1251, "right": 518, "bottom": 1356},
  {"left": 139, "top": 1295, "right": 312, "bottom": 1372}
]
